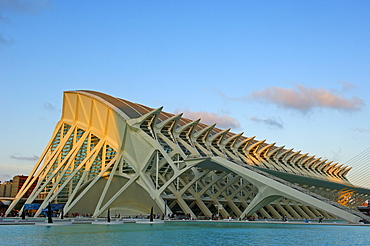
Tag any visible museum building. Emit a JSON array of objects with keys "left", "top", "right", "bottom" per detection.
[{"left": 5, "top": 90, "right": 370, "bottom": 223}]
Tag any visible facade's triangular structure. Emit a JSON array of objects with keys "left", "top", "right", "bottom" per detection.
[{"left": 6, "top": 90, "right": 370, "bottom": 223}]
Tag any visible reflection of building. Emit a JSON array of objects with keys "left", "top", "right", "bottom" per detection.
[{"left": 5, "top": 91, "right": 370, "bottom": 222}]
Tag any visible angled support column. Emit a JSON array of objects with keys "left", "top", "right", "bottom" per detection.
[
  {"left": 281, "top": 200, "right": 303, "bottom": 218},
  {"left": 291, "top": 201, "right": 310, "bottom": 218},
  {"left": 239, "top": 185, "right": 282, "bottom": 219},
  {"left": 207, "top": 157, "right": 362, "bottom": 223},
  {"left": 265, "top": 204, "right": 281, "bottom": 218}
]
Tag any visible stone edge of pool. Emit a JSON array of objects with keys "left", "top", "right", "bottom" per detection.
[{"left": 1, "top": 218, "right": 369, "bottom": 226}]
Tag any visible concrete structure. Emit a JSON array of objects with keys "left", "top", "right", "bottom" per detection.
[{"left": 5, "top": 91, "right": 370, "bottom": 223}]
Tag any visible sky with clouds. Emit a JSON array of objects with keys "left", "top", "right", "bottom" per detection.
[{"left": 0, "top": 1, "right": 369, "bottom": 187}]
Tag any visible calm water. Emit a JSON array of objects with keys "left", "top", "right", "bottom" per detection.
[{"left": 1, "top": 222, "right": 369, "bottom": 246}]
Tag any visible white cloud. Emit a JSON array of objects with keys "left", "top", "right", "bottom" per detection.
[
  {"left": 43, "top": 102, "right": 57, "bottom": 111},
  {"left": 0, "top": 0, "right": 50, "bottom": 14},
  {"left": 175, "top": 109, "right": 240, "bottom": 129},
  {"left": 339, "top": 81, "right": 356, "bottom": 92},
  {"left": 0, "top": 0, "right": 50, "bottom": 46},
  {"left": 250, "top": 116, "right": 284, "bottom": 129},
  {"left": 0, "top": 33, "right": 14, "bottom": 45},
  {"left": 250, "top": 84, "right": 365, "bottom": 113},
  {"left": 352, "top": 127, "right": 370, "bottom": 134},
  {"left": 10, "top": 154, "right": 39, "bottom": 161},
  {"left": 0, "top": 162, "right": 33, "bottom": 182}
]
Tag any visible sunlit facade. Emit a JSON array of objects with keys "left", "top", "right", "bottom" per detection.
[{"left": 6, "top": 90, "right": 370, "bottom": 223}]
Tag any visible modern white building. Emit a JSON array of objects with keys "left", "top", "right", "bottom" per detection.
[{"left": 6, "top": 90, "right": 370, "bottom": 223}]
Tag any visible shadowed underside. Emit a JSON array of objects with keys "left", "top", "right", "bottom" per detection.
[{"left": 6, "top": 90, "right": 370, "bottom": 223}]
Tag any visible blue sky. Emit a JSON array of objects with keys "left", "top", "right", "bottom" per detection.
[{"left": 0, "top": 1, "right": 369, "bottom": 187}]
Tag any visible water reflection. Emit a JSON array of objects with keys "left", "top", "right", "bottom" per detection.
[{"left": 1, "top": 222, "right": 369, "bottom": 246}]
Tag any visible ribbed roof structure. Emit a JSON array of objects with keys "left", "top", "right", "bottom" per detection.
[
  {"left": 82, "top": 90, "right": 353, "bottom": 185},
  {"left": 6, "top": 90, "right": 370, "bottom": 223}
]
